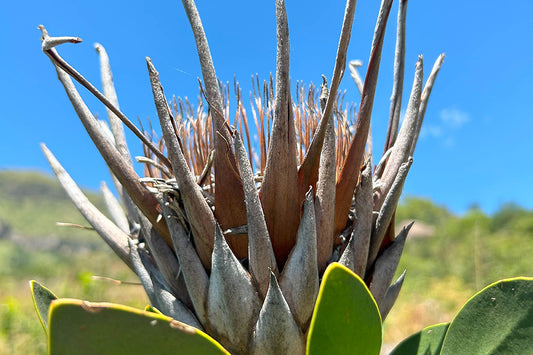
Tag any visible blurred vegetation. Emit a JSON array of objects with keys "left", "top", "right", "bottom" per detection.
[
  {"left": 0, "top": 170, "right": 531, "bottom": 352},
  {"left": 387, "top": 196, "right": 533, "bottom": 344}
]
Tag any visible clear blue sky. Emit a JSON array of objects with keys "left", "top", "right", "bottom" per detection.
[{"left": 1, "top": 0, "right": 532, "bottom": 215}]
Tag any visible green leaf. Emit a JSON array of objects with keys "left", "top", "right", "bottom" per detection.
[
  {"left": 48, "top": 298, "right": 229, "bottom": 355},
  {"left": 29, "top": 280, "right": 58, "bottom": 335},
  {"left": 441, "top": 277, "right": 533, "bottom": 355},
  {"left": 389, "top": 323, "right": 449, "bottom": 355},
  {"left": 307, "top": 263, "right": 382, "bottom": 355}
]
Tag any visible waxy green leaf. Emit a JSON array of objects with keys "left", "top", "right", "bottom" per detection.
[
  {"left": 48, "top": 299, "right": 228, "bottom": 355},
  {"left": 441, "top": 277, "right": 533, "bottom": 355},
  {"left": 389, "top": 323, "right": 449, "bottom": 355},
  {"left": 307, "top": 263, "right": 382, "bottom": 355}
]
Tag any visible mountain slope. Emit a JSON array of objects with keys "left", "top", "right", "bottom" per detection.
[{"left": 0, "top": 169, "right": 108, "bottom": 243}]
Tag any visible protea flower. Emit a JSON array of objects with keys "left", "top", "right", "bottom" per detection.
[{"left": 37, "top": 0, "right": 443, "bottom": 353}]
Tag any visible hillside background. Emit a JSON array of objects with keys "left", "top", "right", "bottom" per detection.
[{"left": 0, "top": 170, "right": 532, "bottom": 353}]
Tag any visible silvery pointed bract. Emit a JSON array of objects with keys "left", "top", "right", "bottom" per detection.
[{"left": 38, "top": 0, "right": 444, "bottom": 353}]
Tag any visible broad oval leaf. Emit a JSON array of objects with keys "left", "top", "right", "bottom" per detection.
[
  {"left": 440, "top": 277, "right": 533, "bottom": 355},
  {"left": 389, "top": 323, "right": 449, "bottom": 355},
  {"left": 48, "top": 298, "right": 228, "bottom": 355},
  {"left": 307, "top": 263, "right": 382, "bottom": 355},
  {"left": 30, "top": 280, "right": 58, "bottom": 335}
]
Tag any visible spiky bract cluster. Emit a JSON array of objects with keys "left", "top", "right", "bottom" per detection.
[{"left": 39, "top": 0, "right": 443, "bottom": 353}]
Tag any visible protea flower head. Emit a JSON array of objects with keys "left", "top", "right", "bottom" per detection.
[{"left": 38, "top": 0, "right": 443, "bottom": 353}]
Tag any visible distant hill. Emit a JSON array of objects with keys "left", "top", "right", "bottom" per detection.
[
  {"left": 0, "top": 170, "right": 108, "bottom": 246},
  {"left": 1, "top": 168, "right": 532, "bottom": 251}
]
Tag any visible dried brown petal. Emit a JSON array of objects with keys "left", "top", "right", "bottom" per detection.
[
  {"left": 181, "top": 0, "right": 248, "bottom": 257},
  {"left": 334, "top": 0, "right": 394, "bottom": 236},
  {"left": 259, "top": 0, "right": 300, "bottom": 266}
]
